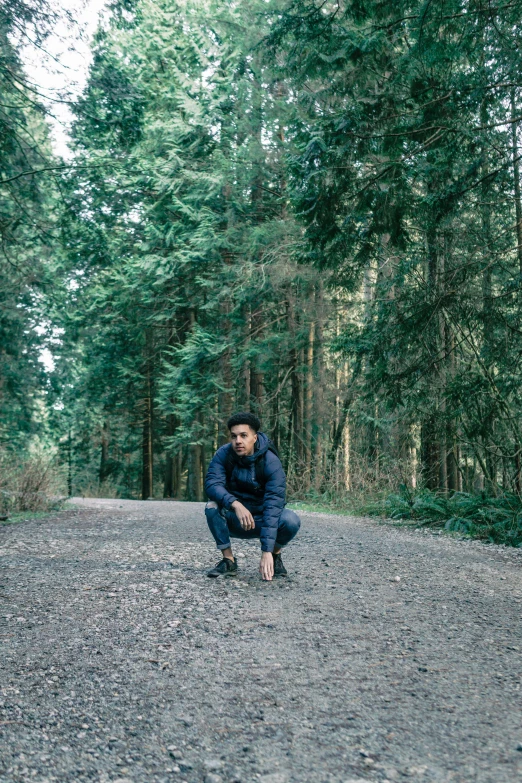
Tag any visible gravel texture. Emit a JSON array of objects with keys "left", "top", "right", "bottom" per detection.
[{"left": 1, "top": 498, "right": 522, "bottom": 783}]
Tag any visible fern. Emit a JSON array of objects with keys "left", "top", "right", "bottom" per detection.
[{"left": 365, "top": 489, "right": 522, "bottom": 547}]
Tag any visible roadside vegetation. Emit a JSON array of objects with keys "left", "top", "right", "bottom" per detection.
[
  {"left": 0, "top": 449, "right": 65, "bottom": 517},
  {"left": 291, "top": 489, "right": 522, "bottom": 548}
]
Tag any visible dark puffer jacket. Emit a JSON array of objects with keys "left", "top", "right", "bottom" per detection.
[{"left": 204, "top": 432, "right": 286, "bottom": 552}]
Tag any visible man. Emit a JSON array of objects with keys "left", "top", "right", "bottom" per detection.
[{"left": 204, "top": 412, "right": 301, "bottom": 581}]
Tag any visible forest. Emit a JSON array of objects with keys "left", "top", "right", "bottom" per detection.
[{"left": 3, "top": 0, "right": 522, "bottom": 543}]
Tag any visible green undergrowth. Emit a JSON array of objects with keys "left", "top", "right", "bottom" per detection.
[
  {"left": 365, "top": 488, "right": 522, "bottom": 547},
  {"left": 290, "top": 488, "right": 522, "bottom": 547}
]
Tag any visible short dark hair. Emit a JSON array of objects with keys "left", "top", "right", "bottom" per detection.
[{"left": 227, "top": 411, "right": 261, "bottom": 432}]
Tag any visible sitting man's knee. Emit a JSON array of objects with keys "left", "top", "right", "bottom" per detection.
[
  {"left": 281, "top": 508, "right": 301, "bottom": 532},
  {"left": 206, "top": 501, "right": 218, "bottom": 510}
]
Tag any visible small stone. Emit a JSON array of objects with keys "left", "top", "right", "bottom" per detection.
[
  {"left": 204, "top": 775, "right": 222, "bottom": 783},
  {"left": 516, "top": 743, "right": 522, "bottom": 751},
  {"left": 391, "top": 576, "right": 401, "bottom": 582},
  {"left": 203, "top": 759, "right": 224, "bottom": 771},
  {"left": 258, "top": 775, "right": 288, "bottom": 783}
]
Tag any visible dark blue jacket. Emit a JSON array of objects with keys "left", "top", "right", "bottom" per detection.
[{"left": 204, "top": 432, "right": 286, "bottom": 552}]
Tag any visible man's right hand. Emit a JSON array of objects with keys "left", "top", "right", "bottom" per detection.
[{"left": 231, "top": 501, "right": 255, "bottom": 530}]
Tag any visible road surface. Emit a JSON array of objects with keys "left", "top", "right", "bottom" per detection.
[{"left": 1, "top": 498, "right": 521, "bottom": 783}]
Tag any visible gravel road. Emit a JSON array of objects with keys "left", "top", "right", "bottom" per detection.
[{"left": 1, "top": 499, "right": 522, "bottom": 783}]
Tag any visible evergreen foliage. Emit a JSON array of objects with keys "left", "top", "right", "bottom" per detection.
[
  {"left": 3, "top": 0, "right": 522, "bottom": 544},
  {"left": 0, "top": 0, "right": 60, "bottom": 449}
]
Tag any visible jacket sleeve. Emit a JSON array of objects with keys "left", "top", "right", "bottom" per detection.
[
  {"left": 260, "top": 452, "right": 286, "bottom": 552},
  {"left": 204, "top": 445, "right": 237, "bottom": 510}
]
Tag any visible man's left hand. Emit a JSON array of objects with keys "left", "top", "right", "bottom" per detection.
[{"left": 259, "top": 552, "right": 274, "bottom": 581}]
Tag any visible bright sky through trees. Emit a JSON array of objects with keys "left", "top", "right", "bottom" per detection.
[{"left": 20, "top": 0, "right": 106, "bottom": 157}]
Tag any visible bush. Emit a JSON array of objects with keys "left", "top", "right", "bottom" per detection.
[
  {"left": 79, "top": 480, "right": 120, "bottom": 499},
  {"left": 365, "top": 487, "right": 522, "bottom": 547},
  {"left": 0, "top": 448, "right": 66, "bottom": 514}
]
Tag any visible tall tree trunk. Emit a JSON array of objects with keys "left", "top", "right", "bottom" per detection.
[
  {"left": 286, "top": 289, "right": 302, "bottom": 473},
  {"left": 511, "top": 89, "right": 522, "bottom": 278},
  {"left": 423, "top": 224, "right": 444, "bottom": 490},
  {"left": 343, "top": 363, "right": 351, "bottom": 491},
  {"left": 99, "top": 420, "right": 109, "bottom": 485},
  {"left": 249, "top": 56, "right": 266, "bottom": 419},
  {"left": 163, "top": 414, "right": 181, "bottom": 498},
  {"left": 219, "top": 246, "right": 233, "bottom": 441},
  {"left": 511, "top": 89, "right": 522, "bottom": 493},
  {"left": 438, "top": 240, "right": 448, "bottom": 493},
  {"left": 421, "top": 416, "right": 439, "bottom": 491},
  {"left": 241, "top": 305, "right": 251, "bottom": 410},
  {"left": 446, "top": 322, "right": 459, "bottom": 492},
  {"left": 481, "top": 95, "right": 496, "bottom": 494},
  {"left": 142, "top": 366, "right": 153, "bottom": 500},
  {"left": 272, "top": 364, "right": 281, "bottom": 451},
  {"left": 304, "top": 317, "right": 315, "bottom": 488},
  {"left": 187, "top": 443, "right": 203, "bottom": 501},
  {"left": 219, "top": 336, "right": 233, "bottom": 442},
  {"left": 250, "top": 306, "right": 265, "bottom": 415},
  {"left": 313, "top": 283, "right": 325, "bottom": 490}
]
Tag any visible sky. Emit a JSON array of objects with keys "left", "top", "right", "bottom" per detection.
[{"left": 21, "top": 0, "right": 108, "bottom": 158}]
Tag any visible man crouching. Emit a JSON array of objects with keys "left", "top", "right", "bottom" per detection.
[{"left": 204, "top": 412, "right": 301, "bottom": 581}]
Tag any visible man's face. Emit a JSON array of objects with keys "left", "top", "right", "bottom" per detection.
[{"left": 230, "top": 424, "right": 258, "bottom": 457}]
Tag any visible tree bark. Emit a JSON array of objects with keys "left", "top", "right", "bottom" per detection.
[
  {"left": 163, "top": 414, "right": 181, "bottom": 498},
  {"left": 187, "top": 444, "right": 203, "bottom": 501},
  {"left": 219, "top": 254, "right": 233, "bottom": 442},
  {"left": 481, "top": 95, "right": 495, "bottom": 494},
  {"left": 423, "top": 224, "right": 445, "bottom": 490},
  {"left": 286, "top": 289, "right": 302, "bottom": 472},
  {"left": 304, "top": 318, "right": 315, "bottom": 487},
  {"left": 99, "top": 421, "right": 109, "bottom": 485},
  {"left": 250, "top": 306, "right": 265, "bottom": 415},
  {"left": 511, "top": 89, "right": 522, "bottom": 278},
  {"left": 241, "top": 305, "right": 251, "bottom": 410},
  {"left": 313, "top": 283, "right": 325, "bottom": 490},
  {"left": 421, "top": 416, "right": 440, "bottom": 491},
  {"left": 142, "top": 373, "right": 153, "bottom": 500},
  {"left": 510, "top": 89, "right": 522, "bottom": 493}
]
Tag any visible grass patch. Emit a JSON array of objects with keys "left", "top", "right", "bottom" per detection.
[
  {"left": 288, "top": 491, "right": 360, "bottom": 517},
  {"left": 288, "top": 500, "right": 351, "bottom": 515},
  {"left": 0, "top": 503, "right": 68, "bottom": 526}
]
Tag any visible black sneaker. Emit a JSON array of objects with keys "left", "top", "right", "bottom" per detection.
[
  {"left": 273, "top": 552, "right": 287, "bottom": 577},
  {"left": 207, "top": 557, "right": 238, "bottom": 578}
]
